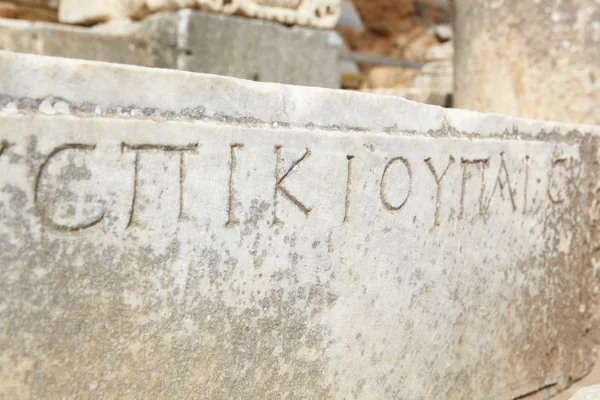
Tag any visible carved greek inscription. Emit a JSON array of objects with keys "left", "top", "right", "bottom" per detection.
[
  {"left": 425, "top": 155, "right": 455, "bottom": 227},
  {"left": 380, "top": 157, "right": 412, "bottom": 212},
  {"left": 20, "top": 136, "right": 571, "bottom": 231},
  {"left": 485, "top": 152, "right": 517, "bottom": 214},
  {"left": 547, "top": 158, "right": 568, "bottom": 204},
  {"left": 272, "top": 145, "right": 312, "bottom": 225},
  {"left": 226, "top": 143, "right": 244, "bottom": 227},
  {"left": 344, "top": 155, "right": 355, "bottom": 224},
  {"left": 34, "top": 143, "right": 105, "bottom": 231},
  {"left": 459, "top": 158, "right": 489, "bottom": 220},
  {"left": 121, "top": 143, "right": 198, "bottom": 228}
]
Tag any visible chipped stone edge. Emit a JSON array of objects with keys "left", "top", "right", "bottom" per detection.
[{"left": 1, "top": 50, "right": 599, "bottom": 143}]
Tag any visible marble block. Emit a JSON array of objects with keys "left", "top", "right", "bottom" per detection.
[{"left": 1, "top": 51, "right": 600, "bottom": 399}]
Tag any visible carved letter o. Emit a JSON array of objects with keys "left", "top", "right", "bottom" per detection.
[{"left": 380, "top": 157, "right": 412, "bottom": 211}]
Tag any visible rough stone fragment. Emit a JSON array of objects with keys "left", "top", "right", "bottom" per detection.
[
  {"left": 58, "top": 0, "right": 341, "bottom": 28},
  {"left": 176, "top": 10, "right": 342, "bottom": 86},
  {"left": 1, "top": 51, "right": 600, "bottom": 399},
  {"left": 570, "top": 385, "right": 600, "bottom": 400},
  {"left": 0, "top": 19, "right": 155, "bottom": 66},
  {"left": 433, "top": 23, "right": 452, "bottom": 42},
  {"left": 454, "top": 0, "right": 600, "bottom": 125},
  {"left": 0, "top": 10, "right": 341, "bottom": 88}
]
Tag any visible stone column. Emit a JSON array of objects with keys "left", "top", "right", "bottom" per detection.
[{"left": 454, "top": 0, "right": 600, "bottom": 125}]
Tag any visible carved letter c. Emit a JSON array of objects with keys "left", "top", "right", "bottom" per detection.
[{"left": 34, "top": 143, "right": 105, "bottom": 231}]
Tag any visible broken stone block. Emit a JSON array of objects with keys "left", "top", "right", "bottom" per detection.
[
  {"left": 176, "top": 10, "right": 342, "bottom": 86},
  {"left": 0, "top": 18, "right": 154, "bottom": 65},
  {"left": 58, "top": 0, "right": 341, "bottom": 28},
  {"left": 0, "top": 10, "right": 342, "bottom": 88},
  {"left": 1, "top": 51, "right": 600, "bottom": 399}
]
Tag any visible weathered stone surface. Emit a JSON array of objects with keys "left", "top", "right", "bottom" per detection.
[
  {"left": 0, "top": 19, "right": 154, "bottom": 66},
  {"left": 175, "top": 10, "right": 342, "bottom": 85},
  {"left": 0, "top": 10, "right": 342, "bottom": 88},
  {"left": 59, "top": 0, "right": 341, "bottom": 28},
  {"left": 570, "top": 385, "right": 600, "bottom": 400},
  {"left": 1, "top": 51, "right": 600, "bottom": 398},
  {"left": 454, "top": 0, "right": 600, "bottom": 125}
]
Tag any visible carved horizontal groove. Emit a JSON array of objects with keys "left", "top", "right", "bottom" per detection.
[{"left": 121, "top": 143, "right": 199, "bottom": 152}]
